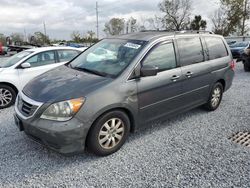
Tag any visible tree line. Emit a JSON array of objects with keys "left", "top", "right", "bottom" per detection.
[
  {"left": 103, "top": 0, "right": 249, "bottom": 36},
  {"left": 1, "top": 0, "right": 249, "bottom": 46}
]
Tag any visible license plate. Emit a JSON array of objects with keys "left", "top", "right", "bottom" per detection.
[{"left": 14, "top": 114, "right": 24, "bottom": 131}]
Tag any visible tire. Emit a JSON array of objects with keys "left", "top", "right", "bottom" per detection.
[
  {"left": 244, "top": 64, "right": 250, "bottom": 72},
  {"left": 86, "top": 110, "right": 130, "bottom": 156},
  {"left": 0, "top": 84, "right": 17, "bottom": 109},
  {"left": 204, "top": 82, "right": 223, "bottom": 111}
]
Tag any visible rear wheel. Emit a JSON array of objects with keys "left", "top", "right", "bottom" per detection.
[
  {"left": 86, "top": 110, "right": 130, "bottom": 156},
  {"left": 204, "top": 83, "right": 223, "bottom": 111},
  {"left": 244, "top": 64, "right": 250, "bottom": 72},
  {"left": 0, "top": 84, "right": 17, "bottom": 109}
]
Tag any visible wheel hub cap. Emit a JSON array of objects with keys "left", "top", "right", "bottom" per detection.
[
  {"left": 98, "top": 118, "right": 125, "bottom": 149},
  {"left": 211, "top": 87, "right": 221, "bottom": 107},
  {"left": 0, "top": 88, "right": 12, "bottom": 107}
]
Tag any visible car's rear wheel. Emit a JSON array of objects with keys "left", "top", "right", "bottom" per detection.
[
  {"left": 244, "top": 64, "right": 250, "bottom": 72},
  {"left": 204, "top": 82, "right": 223, "bottom": 111},
  {"left": 86, "top": 110, "right": 130, "bottom": 156},
  {"left": 0, "top": 84, "right": 16, "bottom": 109}
]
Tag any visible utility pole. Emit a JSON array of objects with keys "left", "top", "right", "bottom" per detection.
[
  {"left": 96, "top": 1, "right": 99, "bottom": 39},
  {"left": 24, "top": 28, "right": 27, "bottom": 43},
  {"left": 241, "top": 0, "right": 248, "bottom": 37},
  {"left": 43, "top": 21, "right": 47, "bottom": 44}
]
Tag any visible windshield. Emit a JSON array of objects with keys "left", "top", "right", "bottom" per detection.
[
  {"left": 0, "top": 51, "right": 33, "bottom": 68},
  {"left": 69, "top": 39, "right": 147, "bottom": 78},
  {"left": 230, "top": 42, "right": 249, "bottom": 48}
]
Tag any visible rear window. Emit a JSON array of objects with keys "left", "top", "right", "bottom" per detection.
[
  {"left": 58, "top": 50, "right": 80, "bottom": 62},
  {"left": 204, "top": 37, "right": 228, "bottom": 60},
  {"left": 177, "top": 37, "right": 204, "bottom": 66}
]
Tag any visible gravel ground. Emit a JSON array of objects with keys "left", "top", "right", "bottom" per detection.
[{"left": 0, "top": 63, "right": 250, "bottom": 188}]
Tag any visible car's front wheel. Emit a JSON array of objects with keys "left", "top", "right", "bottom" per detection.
[
  {"left": 0, "top": 84, "right": 17, "bottom": 109},
  {"left": 86, "top": 110, "right": 130, "bottom": 156},
  {"left": 204, "top": 82, "right": 223, "bottom": 111}
]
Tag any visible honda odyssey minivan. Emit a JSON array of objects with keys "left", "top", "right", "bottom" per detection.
[{"left": 14, "top": 31, "right": 235, "bottom": 156}]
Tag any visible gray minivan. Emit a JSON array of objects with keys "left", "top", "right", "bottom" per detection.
[{"left": 14, "top": 31, "right": 235, "bottom": 156}]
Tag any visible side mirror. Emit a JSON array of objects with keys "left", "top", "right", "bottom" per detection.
[
  {"left": 21, "top": 62, "right": 31, "bottom": 69},
  {"left": 140, "top": 65, "right": 159, "bottom": 77}
]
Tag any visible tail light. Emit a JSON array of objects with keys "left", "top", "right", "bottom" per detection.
[{"left": 230, "top": 60, "right": 235, "bottom": 70}]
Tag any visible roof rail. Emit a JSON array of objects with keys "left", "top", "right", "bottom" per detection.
[
  {"left": 139, "top": 29, "right": 214, "bottom": 34},
  {"left": 175, "top": 30, "right": 214, "bottom": 34},
  {"left": 140, "top": 29, "right": 166, "bottom": 32}
]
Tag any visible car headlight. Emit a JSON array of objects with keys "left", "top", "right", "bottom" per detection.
[{"left": 41, "top": 98, "right": 85, "bottom": 121}]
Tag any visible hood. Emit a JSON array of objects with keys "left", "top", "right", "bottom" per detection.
[{"left": 23, "top": 65, "right": 112, "bottom": 103}]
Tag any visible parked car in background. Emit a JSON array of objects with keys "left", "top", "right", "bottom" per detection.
[
  {"left": 242, "top": 45, "right": 250, "bottom": 71},
  {"left": 227, "top": 40, "right": 237, "bottom": 46},
  {"left": 78, "top": 47, "right": 88, "bottom": 52},
  {"left": 230, "top": 41, "right": 250, "bottom": 60},
  {"left": 0, "top": 45, "right": 7, "bottom": 55},
  {"left": 2, "top": 46, "right": 8, "bottom": 55},
  {"left": 0, "top": 47, "right": 83, "bottom": 109},
  {"left": 14, "top": 31, "right": 234, "bottom": 156}
]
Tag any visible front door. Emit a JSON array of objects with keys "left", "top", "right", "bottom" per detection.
[{"left": 137, "top": 41, "right": 183, "bottom": 123}]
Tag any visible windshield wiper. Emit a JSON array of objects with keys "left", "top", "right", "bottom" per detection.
[{"left": 73, "top": 66, "right": 107, "bottom": 77}]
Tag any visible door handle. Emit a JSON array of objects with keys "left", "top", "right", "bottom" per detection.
[
  {"left": 171, "top": 75, "right": 180, "bottom": 82},
  {"left": 186, "top": 72, "right": 193, "bottom": 78}
]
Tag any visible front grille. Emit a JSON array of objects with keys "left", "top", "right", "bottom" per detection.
[{"left": 17, "top": 96, "right": 38, "bottom": 117}]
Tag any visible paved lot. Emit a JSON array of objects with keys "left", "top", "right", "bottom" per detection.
[{"left": 0, "top": 63, "right": 250, "bottom": 187}]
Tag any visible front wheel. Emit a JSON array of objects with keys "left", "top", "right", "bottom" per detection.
[
  {"left": 0, "top": 84, "right": 17, "bottom": 109},
  {"left": 204, "top": 83, "right": 223, "bottom": 111},
  {"left": 86, "top": 110, "right": 130, "bottom": 156}
]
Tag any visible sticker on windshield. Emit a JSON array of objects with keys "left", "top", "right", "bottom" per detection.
[{"left": 124, "top": 43, "right": 141, "bottom": 49}]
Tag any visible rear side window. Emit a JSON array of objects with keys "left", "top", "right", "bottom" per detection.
[
  {"left": 177, "top": 37, "right": 204, "bottom": 66},
  {"left": 143, "top": 42, "right": 177, "bottom": 71},
  {"left": 58, "top": 50, "right": 80, "bottom": 62},
  {"left": 204, "top": 37, "right": 228, "bottom": 60}
]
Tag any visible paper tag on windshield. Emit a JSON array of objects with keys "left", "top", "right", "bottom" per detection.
[{"left": 124, "top": 43, "right": 141, "bottom": 49}]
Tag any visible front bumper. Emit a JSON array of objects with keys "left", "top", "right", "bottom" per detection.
[{"left": 14, "top": 94, "right": 88, "bottom": 155}]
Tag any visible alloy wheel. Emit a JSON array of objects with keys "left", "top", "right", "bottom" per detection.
[
  {"left": 211, "top": 87, "right": 221, "bottom": 108},
  {"left": 0, "top": 88, "right": 13, "bottom": 107},
  {"left": 98, "top": 118, "right": 125, "bottom": 149}
]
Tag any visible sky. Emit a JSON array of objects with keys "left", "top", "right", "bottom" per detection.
[{"left": 0, "top": 0, "right": 220, "bottom": 40}]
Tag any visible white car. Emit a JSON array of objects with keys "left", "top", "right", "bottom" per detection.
[{"left": 0, "top": 47, "right": 83, "bottom": 109}]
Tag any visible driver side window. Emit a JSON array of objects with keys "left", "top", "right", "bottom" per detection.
[
  {"left": 143, "top": 42, "right": 177, "bottom": 72},
  {"left": 25, "top": 51, "right": 56, "bottom": 67}
]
